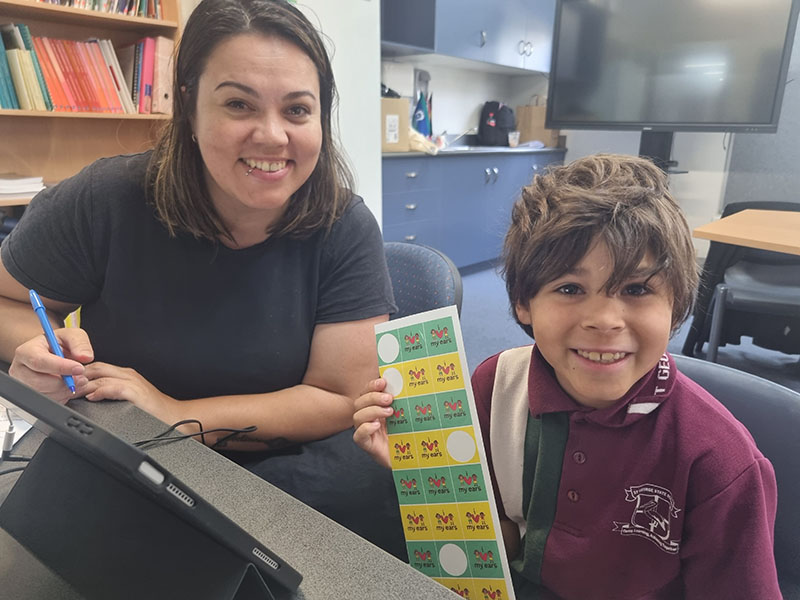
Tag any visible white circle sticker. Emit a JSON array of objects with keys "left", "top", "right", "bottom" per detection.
[
  {"left": 377, "top": 333, "right": 400, "bottom": 364},
  {"left": 439, "top": 543, "right": 468, "bottom": 576},
  {"left": 382, "top": 367, "right": 404, "bottom": 397},
  {"left": 446, "top": 430, "right": 476, "bottom": 463}
]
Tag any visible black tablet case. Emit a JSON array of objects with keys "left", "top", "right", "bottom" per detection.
[{"left": 0, "top": 372, "right": 302, "bottom": 599}]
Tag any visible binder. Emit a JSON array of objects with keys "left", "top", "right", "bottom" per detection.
[
  {"left": 137, "top": 36, "right": 154, "bottom": 113},
  {"left": 151, "top": 35, "right": 173, "bottom": 114},
  {"left": 39, "top": 37, "right": 78, "bottom": 112},
  {"left": 0, "top": 33, "right": 19, "bottom": 109},
  {"left": 32, "top": 36, "right": 70, "bottom": 111},
  {"left": 15, "top": 23, "right": 53, "bottom": 111},
  {"left": 51, "top": 38, "right": 91, "bottom": 111},
  {"left": 5, "top": 49, "right": 32, "bottom": 110},
  {"left": 18, "top": 48, "right": 46, "bottom": 111}
]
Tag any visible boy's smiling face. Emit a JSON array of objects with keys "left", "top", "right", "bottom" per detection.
[{"left": 515, "top": 239, "right": 674, "bottom": 409}]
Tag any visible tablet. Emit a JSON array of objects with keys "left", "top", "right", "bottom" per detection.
[{"left": 0, "top": 371, "right": 302, "bottom": 592}]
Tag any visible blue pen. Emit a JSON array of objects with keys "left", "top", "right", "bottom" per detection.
[{"left": 29, "top": 289, "right": 76, "bottom": 394}]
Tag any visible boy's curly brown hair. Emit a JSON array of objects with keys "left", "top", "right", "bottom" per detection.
[{"left": 503, "top": 153, "right": 699, "bottom": 338}]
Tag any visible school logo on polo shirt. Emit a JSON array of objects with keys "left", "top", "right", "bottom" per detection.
[{"left": 613, "top": 483, "right": 681, "bottom": 554}]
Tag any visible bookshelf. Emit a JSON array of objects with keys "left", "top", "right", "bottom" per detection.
[{"left": 0, "top": 0, "right": 181, "bottom": 202}]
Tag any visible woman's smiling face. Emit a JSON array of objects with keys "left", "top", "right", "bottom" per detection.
[
  {"left": 515, "top": 239, "right": 674, "bottom": 409},
  {"left": 191, "top": 33, "right": 322, "bottom": 237}
]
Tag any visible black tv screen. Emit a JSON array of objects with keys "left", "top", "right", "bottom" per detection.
[{"left": 547, "top": 0, "right": 800, "bottom": 133}]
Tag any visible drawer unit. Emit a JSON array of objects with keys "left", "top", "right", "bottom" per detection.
[
  {"left": 382, "top": 221, "right": 441, "bottom": 247},
  {"left": 382, "top": 158, "right": 442, "bottom": 194},
  {"left": 382, "top": 191, "right": 443, "bottom": 227},
  {"left": 382, "top": 149, "right": 566, "bottom": 269}
]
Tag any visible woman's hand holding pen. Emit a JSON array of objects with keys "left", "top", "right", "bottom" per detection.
[
  {"left": 352, "top": 378, "right": 394, "bottom": 469},
  {"left": 82, "top": 362, "right": 184, "bottom": 427},
  {"left": 9, "top": 327, "right": 94, "bottom": 404}
]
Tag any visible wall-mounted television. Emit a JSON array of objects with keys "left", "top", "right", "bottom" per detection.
[{"left": 546, "top": 0, "right": 800, "bottom": 167}]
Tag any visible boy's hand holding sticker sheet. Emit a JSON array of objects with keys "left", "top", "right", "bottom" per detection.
[{"left": 375, "top": 306, "right": 516, "bottom": 600}]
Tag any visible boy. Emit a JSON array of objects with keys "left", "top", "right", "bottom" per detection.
[{"left": 354, "top": 154, "right": 780, "bottom": 599}]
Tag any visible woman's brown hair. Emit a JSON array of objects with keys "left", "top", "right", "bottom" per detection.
[
  {"left": 503, "top": 154, "right": 699, "bottom": 338},
  {"left": 147, "top": 0, "right": 354, "bottom": 242}
]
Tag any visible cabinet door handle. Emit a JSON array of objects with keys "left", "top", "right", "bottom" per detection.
[
  {"left": 479, "top": 30, "right": 487, "bottom": 47},
  {"left": 492, "top": 167, "right": 499, "bottom": 183},
  {"left": 524, "top": 41, "right": 533, "bottom": 56},
  {"left": 404, "top": 235, "right": 417, "bottom": 242},
  {"left": 405, "top": 203, "right": 417, "bottom": 211},
  {"left": 532, "top": 163, "right": 540, "bottom": 172},
  {"left": 485, "top": 168, "right": 492, "bottom": 183},
  {"left": 518, "top": 40, "right": 526, "bottom": 55},
  {"left": 405, "top": 171, "right": 418, "bottom": 179}
]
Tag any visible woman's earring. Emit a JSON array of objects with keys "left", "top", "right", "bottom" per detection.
[{"left": 191, "top": 134, "right": 197, "bottom": 143}]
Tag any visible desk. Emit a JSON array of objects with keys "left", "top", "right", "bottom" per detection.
[
  {"left": 0, "top": 400, "right": 457, "bottom": 600},
  {"left": 692, "top": 209, "right": 800, "bottom": 256}
]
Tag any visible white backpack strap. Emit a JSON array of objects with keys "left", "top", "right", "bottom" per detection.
[{"left": 489, "top": 345, "right": 534, "bottom": 537}]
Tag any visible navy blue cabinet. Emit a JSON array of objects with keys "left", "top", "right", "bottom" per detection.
[
  {"left": 380, "top": 0, "right": 556, "bottom": 72},
  {"left": 382, "top": 151, "right": 565, "bottom": 268}
]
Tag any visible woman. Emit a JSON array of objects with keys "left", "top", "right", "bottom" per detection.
[{"left": 0, "top": 0, "right": 404, "bottom": 556}]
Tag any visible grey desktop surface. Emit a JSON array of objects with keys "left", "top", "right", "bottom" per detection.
[{"left": 0, "top": 399, "right": 458, "bottom": 600}]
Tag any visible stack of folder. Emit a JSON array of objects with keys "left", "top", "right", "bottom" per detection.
[{"left": 0, "top": 23, "right": 173, "bottom": 115}]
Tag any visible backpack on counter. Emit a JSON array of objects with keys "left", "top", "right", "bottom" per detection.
[{"left": 477, "top": 101, "right": 515, "bottom": 146}]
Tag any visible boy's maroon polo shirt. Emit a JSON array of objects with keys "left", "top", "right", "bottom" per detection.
[{"left": 472, "top": 346, "right": 780, "bottom": 599}]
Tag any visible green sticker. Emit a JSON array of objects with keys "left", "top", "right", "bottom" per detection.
[
  {"left": 398, "top": 324, "right": 428, "bottom": 360},
  {"left": 386, "top": 397, "right": 413, "bottom": 434},
  {"left": 465, "top": 540, "right": 504, "bottom": 578},
  {"left": 409, "top": 394, "right": 441, "bottom": 431},
  {"left": 437, "top": 390, "right": 472, "bottom": 428},
  {"left": 420, "top": 466, "right": 456, "bottom": 504},
  {"left": 424, "top": 317, "right": 457, "bottom": 356},
  {"left": 451, "top": 465, "right": 488, "bottom": 502},
  {"left": 407, "top": 541, "right": 441, "bottom": 577},
  {"left": 392, "top": 469, "right": 425, "bottom": 505}
]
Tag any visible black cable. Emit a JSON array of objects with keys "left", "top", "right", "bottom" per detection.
[
  {"left": 133, "top": 419, "right": 206, "bottom": 447},
  {"left": 134, "top": 422, "right": 257, "bottom": 449}
]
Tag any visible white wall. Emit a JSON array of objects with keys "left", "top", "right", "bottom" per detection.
[
  {"left": 670, "top": 132, "right": 731, "bottom": 258},
  {"left": 178, "top": 0, "right": 383, "bottom": 223},
  {"left": 298, "top": 0, "right": 382, "bottom": 222}
]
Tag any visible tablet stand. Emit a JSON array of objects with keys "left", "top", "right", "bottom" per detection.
[{"left": 0, "top": 437, "right": 277, "bottom": 600}]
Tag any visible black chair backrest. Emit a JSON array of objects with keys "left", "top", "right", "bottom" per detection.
[
  {"left": 384, "top": 242, "right": 463, "bottom": 320},
  {"left": 673, "top": 354, "right": 800, "bottom": 595},
  {"left": 682, "top": 201, "right": 800, "bottom": 356}
]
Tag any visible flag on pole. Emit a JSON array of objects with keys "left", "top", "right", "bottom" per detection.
[{"left": 413, "top": 91, "right": 431, "bottom": 137}]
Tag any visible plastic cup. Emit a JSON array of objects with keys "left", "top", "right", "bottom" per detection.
[{"left": 508, "top": 131, "right": 521, "bottom": 147}]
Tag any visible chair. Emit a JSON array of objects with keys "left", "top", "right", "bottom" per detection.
[
  {"left": 682, "top": 201, "right": 800, "bottom": 362},
  {"left": 673, "top": 354, "right": 800, "bottom": 599},
  {"left": 384, "top": 241, "right": 463, "bottom": 320}
]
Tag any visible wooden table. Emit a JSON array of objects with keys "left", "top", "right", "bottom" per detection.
[{"left": 692, "top": 209, "right": 800, "bottom": 256}]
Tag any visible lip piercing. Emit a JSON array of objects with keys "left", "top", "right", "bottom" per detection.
[{"left": 246, "top": 167, "right": 254, "bottom": 176}]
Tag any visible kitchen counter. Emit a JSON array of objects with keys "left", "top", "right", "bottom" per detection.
[{"left": 384, "top": 146, "right": 565, "bottom": 157}]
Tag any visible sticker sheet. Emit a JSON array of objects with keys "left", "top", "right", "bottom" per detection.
[{"left": 375, "top": 306, "right": 516, "bottom": 600}]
